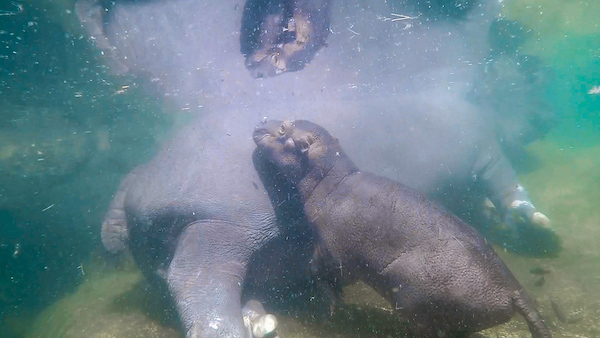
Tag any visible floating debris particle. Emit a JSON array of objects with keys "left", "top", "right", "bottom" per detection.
[
  {"left": 42, "top": 203, "right": 55, "bottom": 212},
  {"left": 114, "top": 84, "right": 130, "bottom": 95},
  {"left": 0, "top": 2, "right": 23, "bottom": 16},
  {"left": 13, "top": 243, "right": 20, "bottom": 258},
  {"left": 390, "top": 13, "right": 416, "bottom": 22},
  {"left": 588, "top": 86, "right": 600, "bottom": 95}
]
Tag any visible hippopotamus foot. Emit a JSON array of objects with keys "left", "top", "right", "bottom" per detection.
[
  {"left": 167, "top": 220, "right": 261, "bottom": 338},
  {"left": 506, "top": 199, "right": 551, "bottom": 230},
  {"left": 481, "top": 198, "right": 561, "bottom": 257},
  {"left": 242, "top": 300, "right": 279, "bottom": 338},
  {"left": 185, "top": 299, "right": 279, "bottom": 338}
]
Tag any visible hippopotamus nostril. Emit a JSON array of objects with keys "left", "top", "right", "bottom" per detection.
[{"left": 284, "top": 137, "right": 295, "bottom": 149}]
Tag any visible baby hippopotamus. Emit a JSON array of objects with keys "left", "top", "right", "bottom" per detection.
[{"left": 253, "top": 119, "right": 552, "bottom": 337}]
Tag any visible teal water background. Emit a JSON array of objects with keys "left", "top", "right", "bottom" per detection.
[{"left": 0, "top": 0, "right": 598, "bottom": 337}]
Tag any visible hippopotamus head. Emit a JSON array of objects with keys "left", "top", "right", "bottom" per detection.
[{"left": 253, "top": 119, "right": 347, "bottom": 185}]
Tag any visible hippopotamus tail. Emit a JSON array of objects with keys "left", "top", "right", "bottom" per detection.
[{"left": 513, "top": 289, "right": 552, "bottom": 338}]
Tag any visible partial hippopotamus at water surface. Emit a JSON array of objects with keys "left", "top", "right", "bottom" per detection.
[{"left": 253, "top": 119, "right": 552, "bottom": 337}]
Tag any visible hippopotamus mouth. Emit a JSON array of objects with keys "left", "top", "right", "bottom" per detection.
[
  {"left": 253, "top": 119, "right": 287, "bottom": 145},
  {"left": 252, "top": 128, "right": 272, "bottom": 145}
]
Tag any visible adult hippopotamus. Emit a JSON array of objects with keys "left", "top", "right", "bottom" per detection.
[
  {"left": 77, "top": 0, "right": 558, "bottom": 255},
  {"left": 252, "top": 118, "right": 552, "bottom": 337},
  {"left": 100, "top": 114, "right": 319, "bottom": 337}
]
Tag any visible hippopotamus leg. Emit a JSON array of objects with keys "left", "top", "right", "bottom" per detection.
[
  {"left": 167, "top": 220, "right": 276, "bottom": 338},
  {"left": 102, "top": 167, "right": 279, "bottom": 338},
  {"left": 474, "top": 141, "right": 560, "bottom": 255},
  {"left": 101, "top": 167, "right": 143, "bottom": 254}
]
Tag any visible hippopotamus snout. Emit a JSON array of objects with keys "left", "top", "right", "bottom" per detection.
[{"left": 253, "top": 119, "right": 281, "bottom": 145}]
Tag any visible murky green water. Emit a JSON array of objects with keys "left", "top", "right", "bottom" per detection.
[{"left": 1, "top": 0, "right": 599, "bottom": 337}]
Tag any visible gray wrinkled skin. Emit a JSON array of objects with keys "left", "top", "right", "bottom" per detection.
[{"left": 253, "top": 119, "right": 552, "bottom": 337}]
